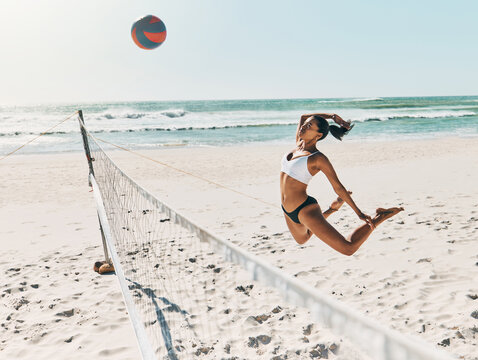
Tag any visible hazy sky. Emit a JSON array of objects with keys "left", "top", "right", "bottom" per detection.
[{"left": 0, "top": 1, "right": 477, "bottom": 105}]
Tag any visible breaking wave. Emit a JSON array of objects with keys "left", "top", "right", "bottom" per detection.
[
  {"left": 1, "top": 109, "right": 476, "bottom": 137},
  {"left": 99, "top": 109, "right": 187, "bottom": 120}
]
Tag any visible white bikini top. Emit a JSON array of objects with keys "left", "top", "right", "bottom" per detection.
[{"left": 281, "top": 151, "right": 319, "bottom": 185}]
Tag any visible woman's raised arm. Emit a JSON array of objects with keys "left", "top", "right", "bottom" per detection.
[
  {"left": 316, "top": 153, "right": 374, "bottom": 227},
  {"left": 296, "top": 113, "right": 351, "bottom": 142}
]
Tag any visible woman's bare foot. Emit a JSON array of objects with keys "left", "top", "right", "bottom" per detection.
[
  {"left": 330, "top": 191, "right": 352, "bottom": 211},
  {"left": 373, "top": 207, "right": 404, "bottom": 226}
]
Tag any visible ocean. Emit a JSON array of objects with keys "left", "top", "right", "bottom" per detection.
[{"left": 1, "top": 96, "right": 477, "bottom": 155}]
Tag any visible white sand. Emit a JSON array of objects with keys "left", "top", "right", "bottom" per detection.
[{"left": 1, "top": 137, "right": 477, "bottom": 359}]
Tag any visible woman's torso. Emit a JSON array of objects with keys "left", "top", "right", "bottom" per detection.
[{"left": 280, "top": 149, "right": 321, "bottom": 212}]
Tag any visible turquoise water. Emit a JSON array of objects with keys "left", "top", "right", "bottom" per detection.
[{"left": 1, "top": 96, "right": 477, "bottom": 154}]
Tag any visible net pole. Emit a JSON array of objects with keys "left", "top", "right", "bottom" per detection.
[
  {"left": 97, "top": 214, "right": 111, "bottom": 265},
  {"left": 78, "top": 110, "right": 110, "bottom": 264},
  {"left": 78, "top": 110, "right": 95, "bottom": 185}
]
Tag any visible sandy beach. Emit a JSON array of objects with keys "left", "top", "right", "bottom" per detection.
[{"left": 1, "top": 137, "right": 477, "bottom": 359}]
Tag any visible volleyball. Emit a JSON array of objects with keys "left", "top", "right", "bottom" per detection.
[{"left": 131, "top": 15, "right": 167, "bottom": 50}]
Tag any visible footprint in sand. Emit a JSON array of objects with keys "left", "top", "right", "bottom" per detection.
[
  {"left": 294, "top": 271, "right": 310, "bottom": 278},
  {"left": 435, "top": 313, "right": 453, "bottom": 321}
]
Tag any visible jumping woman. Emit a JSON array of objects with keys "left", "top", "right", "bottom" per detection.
[{"left": 280, "top": 113, "right": 403, "bottom": 256}]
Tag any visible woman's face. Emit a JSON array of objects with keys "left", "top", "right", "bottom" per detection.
[{"left": 299, "top": 117, "right": 322, "bottom": 141}]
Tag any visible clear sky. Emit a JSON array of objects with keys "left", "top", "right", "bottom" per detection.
[{"left": 0, "top": 0, "right": 477, "bottom": 105}]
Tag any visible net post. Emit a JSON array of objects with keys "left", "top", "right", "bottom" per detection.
[
  {"left": 77, "top": 110, "right": 95, "bottom": 186},
  {"left": 78, "top": 110, "right": 111, "bottom": 265},
  {"left": 97, "top": 214, "right": 111, "bottom": 265}
]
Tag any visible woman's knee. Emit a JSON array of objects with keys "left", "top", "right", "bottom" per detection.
[
  {"left": 294, "top": 229, "right": 312, "bottom": 245},
  {"left": 342, "top": 245, "right": 356, "bottom": 256}
]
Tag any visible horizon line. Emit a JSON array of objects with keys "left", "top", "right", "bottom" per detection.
[{"left": 1, "top": 94, "right": 478, "bottom": 107}]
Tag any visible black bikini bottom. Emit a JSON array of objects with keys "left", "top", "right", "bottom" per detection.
[{"left": 282, "top": 195, "right": 318, "bottom": 224}]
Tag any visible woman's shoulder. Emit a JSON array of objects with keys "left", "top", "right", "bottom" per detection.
[
  {"left": 310, "top": 149, "right": 326, "bottom": 158},
  {"left": 309, "top": 150, "right": 329, "bottom": 165}
]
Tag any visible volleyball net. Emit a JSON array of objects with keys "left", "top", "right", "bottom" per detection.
[{"left": 78, "top": 111, "right": 455, "bottom": 360}]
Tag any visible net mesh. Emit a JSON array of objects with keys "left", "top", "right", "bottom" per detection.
[
  {"left": 82, "top": 122, "right": 364, "bottom": 359},
  {"left": 79, "top": 116, "right": 454, "bottom": 360}
]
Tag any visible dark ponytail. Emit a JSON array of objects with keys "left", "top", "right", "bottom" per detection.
[
  {"left": 312, "top": 116, "right": 354, "bottom": 141},
  {"left": 329, "top": 124, "right": 354, "bottom": 141}
]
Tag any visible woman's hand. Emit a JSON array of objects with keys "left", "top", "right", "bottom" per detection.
[
  {"left": 357, "top": 211, "right": 375, "bottom": 229},
  {"left": 331, "top": 114, "right": 351, "bottom": 130}
]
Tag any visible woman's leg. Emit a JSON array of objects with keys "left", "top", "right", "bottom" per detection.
[
  {"left": 285, "top": 194, "right": 350, "bottom": 245},
  {"left": 283, "top": 214, "right": 311, "bottom": 245},
  {"left": 299, "top": 205, "right": 403, "bottom": 255},
  {"left": 343, "top": 207, "right": 404, "bottom": 253}
]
